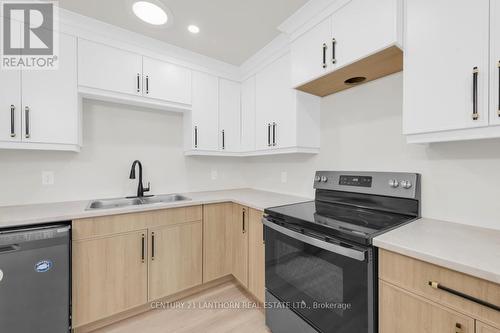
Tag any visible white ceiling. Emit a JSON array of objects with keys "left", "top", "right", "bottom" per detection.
[{"left": 58, "top": 0, "right": 308, "bottom": 65}]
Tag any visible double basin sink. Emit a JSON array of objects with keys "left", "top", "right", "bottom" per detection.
[{"left": 87, "top": 194, "right": 191, "bottom": 210}]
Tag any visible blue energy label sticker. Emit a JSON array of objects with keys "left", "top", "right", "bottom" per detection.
[{"left": 35, "top": 260, "right": 52, "bottom": 273}]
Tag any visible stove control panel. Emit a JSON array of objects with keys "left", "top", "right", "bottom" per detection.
[
  {"left": 339, "top": 175, "right": 372, "bottom": 187},
  {"left": 314, "top": 171, "right": 420, "bottom": 200}
]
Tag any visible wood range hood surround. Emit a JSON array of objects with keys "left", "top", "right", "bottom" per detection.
[{"left": 296, "top": 45, "right": 403, "bottom": 97}]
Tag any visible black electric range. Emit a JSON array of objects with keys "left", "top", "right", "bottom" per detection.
[{"left": 263, "top": 171, "right": 421, "bottom": 333}]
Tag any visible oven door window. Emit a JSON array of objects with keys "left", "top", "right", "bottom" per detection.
[{"left": 265, "top": 225, "right": 371, "bottom": 333}]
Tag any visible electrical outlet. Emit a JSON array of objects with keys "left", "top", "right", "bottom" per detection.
[
  {"left": 281, "top": 171, "right": 287, "bottom": 183},
  {"left": 42, "top": 171, "right": 55, "bottom": 186},
  {"left": 211, "top": 169, "right": 218, "bottom": 180}
]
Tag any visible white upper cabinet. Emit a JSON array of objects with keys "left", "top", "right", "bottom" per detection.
[
  {"left": 290, "top": 0, "right": 403, "bottom": 97},
  {"left": 0, "top": 67, "right": 21, "bottom": 143},
  {"left": 403, "top": 0, "right": 490, "bottom": 138},
  {"left": 331, "top": 0, "right": 400, "bottom": 68},
  {"left": 255, "top": 53, "right": 320, "bottom": 152},
  {"left": 241, "top": 76, "right": 256, "bottom": 152},
  {"left": 142, "top": 57, "right": 192, "bottom": 105},
  {"left": 22, "top": 33, "right": 79, "bottom": 146},
  {"left": 218, "top": 79, "right": 241, "bottom": 152},
  {"left": 291, "top": 17, "right": 332, "bottom": 88},
  {"left": 78, "top": 39, "right": 143, "bottom": 96},
  {"left": 188, "top": 71, "right": 219, "bottom": 151},
  {"left": 490, "top": 0, "right": 500, "bottom": 127}
]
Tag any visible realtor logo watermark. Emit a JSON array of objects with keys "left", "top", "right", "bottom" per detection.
[{"left": 1, "top": 1, "right": 59, "bottom": 70}]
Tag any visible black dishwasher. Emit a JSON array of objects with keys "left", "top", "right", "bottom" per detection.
[{"left": 0, "top": 224, "right": 71, "bottom": 333}]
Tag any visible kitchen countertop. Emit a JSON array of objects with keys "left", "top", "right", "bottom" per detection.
[
  {"left": 0, "top": 188, "right": 311, "bottom": 228},
  {"left": 374, "top": 218, "right": 500, "bottom": 285}
]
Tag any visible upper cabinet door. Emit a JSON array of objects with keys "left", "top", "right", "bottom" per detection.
[
  {"left": 78, "top": 39, "right": 143, "bottom": 96},
  {"left": 490, "top": 0, "right": 500, "bottom": 126},
  {"left": 142, "top": 57, "right": 192, "bottom": 105},
  {"left": 0, "top": 17, "right": 21, "bottom": 143},
  {"left": 22, "top": 33, "right": 79, "bottom": 145},
  {"left": 218, "top": 79, "right": 241, "bottom": 152},
  {"left": 241, "top": 76, "right": 256, "bottom": 152},
  {"left": 291, "top": 17, "right": 332, "bottom": 87},
  {"left": 332, "top": 0, "right": 400, "bottom": 69},
  {"left": 403, "top": 0, "right": 490, "bottom": 135},
  {"left": 191, "top": 71, "right": 219, "bottom": 151},
  {"left": 256, "top": 53, "right": 296, "bottom": 149}
]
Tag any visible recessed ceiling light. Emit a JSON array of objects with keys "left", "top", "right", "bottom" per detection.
[
  {"left": 188, "top": 25, "right": 200, "bottom": 34},
  {"left": 132, "top": 1, "right": 168, "bottom": 26}
]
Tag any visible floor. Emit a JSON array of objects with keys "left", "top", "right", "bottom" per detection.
[{"left": 93, "top": 282, "right": 271, "bottom": 333}]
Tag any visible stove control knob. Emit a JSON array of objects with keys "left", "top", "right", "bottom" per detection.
[
  {"left": 321, "top": 176, "right": 328, "bottom": 183},
  {"left": 401, "top": 180, "right": 413, "bottom": 189},
  {"left": 315, "top": 175, "right": 321, "bottom": 182},
  {"left": 389, "top": 179, "right": 399, "bottom": 188}
]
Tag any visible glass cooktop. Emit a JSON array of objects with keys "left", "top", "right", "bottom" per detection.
[{"left": 265, "top": 200, "right": 416, "bottom": 244}]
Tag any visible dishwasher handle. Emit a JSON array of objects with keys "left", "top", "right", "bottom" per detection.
[
  {"left": 0, "top": 224, "right": 70, "bottom": 247},
  {"left": 0, "top": 244, "right": 20, "bottom": 254}
]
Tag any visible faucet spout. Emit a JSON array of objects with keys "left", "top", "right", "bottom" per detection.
[{"left": 129, "top": 160, "right": 150, "bottom": 198}]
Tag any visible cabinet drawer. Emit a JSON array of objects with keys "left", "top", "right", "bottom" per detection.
[
  {"left": 73, "top": 205, "right": 202, "bottom": 240},
  {"left": 477, "top": 322, "right": 500, "bottom": 333},
  {"left": 380, "top": 280, "right": 474, "bottom": 333},
  {"left": 379, "top": 249, "right": 500, "bottom": 328}
]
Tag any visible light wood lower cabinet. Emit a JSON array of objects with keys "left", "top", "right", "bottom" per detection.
[
  {"left": 148, "top": 221, "right": 203, "bottom": 300},
  {"left": 477, "top": 322, "right": 500, "bottom": 333},
  {"left": 230, "top": 204, "right": 249, "bottom": 287},
  {"left": 379, "top": 249, "right": 500, "bottom": 332},
  {"left": 72, "top": 231, "right": 148, "bottom": 327},
  {"left": 380, "top": 280, "right": 474, "bottom": 333},
  {"left": 248, "top": 208, "right": 265, "bottom": 303},
  {"left": 202, "top": 203, "right": 232, "bottom": 282},
  {"left": 72, "top": 203, "right": 266, "bottom": 329}
]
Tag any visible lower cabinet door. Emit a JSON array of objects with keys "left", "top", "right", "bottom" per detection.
[
  {"left": 477, "top": 322, "right": 500, "bottom": 333},
  {"left": 72, "top": 231, "right": 148, "bottom": 327},
  {"left": 230, "top": 204, "right": 249, "bottom": 287},
  {"left": 248, "top": 209, "right": 265, "bottom": 303},
  {"left": 379, "top": 280, "right": 475, "bottom": 333},
  {"left": 203, "top": 203, "right": 232, "bottom": 282},
  {"left": 149, "top": 221, "right": 203, "bottom": 300}
]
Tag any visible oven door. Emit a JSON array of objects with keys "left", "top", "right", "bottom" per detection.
[{"left": 264, "top": 218, "right": 376, "bottom": 333}]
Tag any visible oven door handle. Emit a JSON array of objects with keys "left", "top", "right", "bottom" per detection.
[{"left": 263, "top": 218, "right": 366, "bottom": 261}]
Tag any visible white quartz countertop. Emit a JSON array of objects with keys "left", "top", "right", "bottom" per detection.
[
  {"left": 0, "top": 189, "right": 311, "bottom": 228},
  {"left": 374, "top": 218, "right": 500, "bottom": 284}
]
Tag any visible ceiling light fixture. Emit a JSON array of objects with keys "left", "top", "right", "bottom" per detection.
[
  {"left": 188, "top": 25, "right": 200, "bottom": 34},
  {"left": 132, "top": 1, "right": 168, "bottom": 26}
]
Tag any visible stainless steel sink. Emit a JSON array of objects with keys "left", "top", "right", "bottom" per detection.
[{"left": 86, "top": 194, "right": 191, "bottom": 210}]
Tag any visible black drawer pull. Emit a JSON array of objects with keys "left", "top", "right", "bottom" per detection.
[
  {"left": 151, "top": 232, "right": 155, "bottom": 261},
  {"left": 429, "top": 281, "right": 500, "bottom": 312},
  {"left": 141, "top": 234, "right": 145, "bottom": 263}
]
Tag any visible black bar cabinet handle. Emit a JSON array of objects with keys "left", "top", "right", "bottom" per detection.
[
  {"left": 194, "top": 126, "right": 198, "bottom": 148},
  {"left": 141, "top": 234, "right": 145, "bottom": 263},
  {"left": 242, "top": 209, "right": 246, "bottom": 234},
  {"left": 472, "top": 67, "right": 479, "bottom": 120},
  {"left": 222, "top": 130, "right": 225, "bottom": 150},
  {"left": 25, "top": 106, "right": 30, "bottom": 138},
  {"left": 429, "top": 281, "right": 500, "bottom": 312},
  {"left": 146, "top": 76, "right": 149, "bottom": 94},
  {"left": 151, "top": 232, "right": 155, "bottom": 261},
  {"left": 137, "top": 73, "right": 140, "bottom": 93},
  {"left": 10, "top": 105, "right": 15, "bottom": 137},
  {"left": 267, "top": 123, "right": 271, "bottom": 146},
  {"left": 272, "top": 122, "right": 277, "bottom": 146},
  {"left": 332, "top": 38, "right": 337, "bottom": 64},
  {"left": 498, "top": 61, "right": 500, "bottom": 117},
  {"left": 322, "top": 43, "right": 327, "bottom": 68}
]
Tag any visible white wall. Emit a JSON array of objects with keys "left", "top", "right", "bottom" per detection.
[
  {"left": 243, "top": 73, "right": 500, "bottom": 231},
  {"left": 0, "top": 100, "right": 247, "bottom": 206}
]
